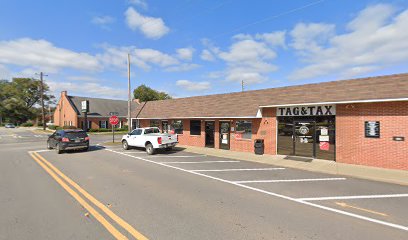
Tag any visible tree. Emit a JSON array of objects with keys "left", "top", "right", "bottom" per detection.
[
  {"left": 0, "top": 78, "right": 55, "bottom": 124},
  {"left": 133, "top": 84, "right": 172, "bottom": 102}
]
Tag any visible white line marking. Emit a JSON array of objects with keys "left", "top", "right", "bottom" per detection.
[
  {"left": 191, "top": 168, "right": 285, "bottom": 172},
  {"left": 33, "top": 149, "right": 53, "bottom": 153},
  {"left": 120, "top": 151, "right": 146, "bottom": 154},
  {"left": 298, "top": 193, "right": 408, "bottom": 201},
  {"left": 149, "top": 155, "right": 207, "bottom": 158},
  {"left": 233, "top": 178, "right": 347, "bottom": 184},
  {"left": 104, "top": 149, "right": 408, "bottom": 232},
  {"left": 159, "top": 160, "right": 240, "bottom": 164}
]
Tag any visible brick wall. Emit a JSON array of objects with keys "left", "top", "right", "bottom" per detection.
[
  {"left": 53, "top": 91, "right": 78, "bottom": 127},
  {"left": 336, "top": 102, "right": 408, "bottom": 170}
]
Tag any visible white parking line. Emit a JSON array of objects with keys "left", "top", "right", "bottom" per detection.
[
  {"left": 105, "top": 149, "right": 408, "bottom": 232},
  {"left": 160, "top": 160, "right": 240, "bottom": 164},
  {"left": 149, "top": 155, "right": 207, "bottom": 158},
  {"left": 298, "top": 193, "right": 408, "bottom": 201},
  {"left": 233, "top": 178, "right": 346, "bottom": 184},
  {"left": 191, "top": 168, "right": 285, "bottom": 172}
]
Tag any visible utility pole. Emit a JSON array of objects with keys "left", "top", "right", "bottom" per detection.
[
  {"left": 36, "top": 72, "right": 47, "bottom": 130},
  {"left": 127, "top": 53, "right": 131, "bottom": 130},
  {"left": 241, "top": 80, "right": 244, "bottom": 92}
]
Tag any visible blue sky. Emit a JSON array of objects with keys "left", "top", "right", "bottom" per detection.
[{"left": 1, "top": 0, "right": 408, "bottom": 100}]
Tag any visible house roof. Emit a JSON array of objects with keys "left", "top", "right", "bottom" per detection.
[
  {"left": 133, "top": 73, "right": 408, "bottom": 119},
  {"left": 68, "top": 96, "right": 130, "bottom": 117}
]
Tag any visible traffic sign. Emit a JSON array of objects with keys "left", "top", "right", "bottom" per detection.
[{"left": 109, "top": 115, "right": 119, "bottom": 125}]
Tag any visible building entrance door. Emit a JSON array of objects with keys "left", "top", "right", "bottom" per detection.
[
  {"left": 294, "top": 121, "right": 315, "bottom": 158},
  {"left": 219, "top": 121, "right": 230, "bottom": 150},
  {"left": 162, "top": 121, "right": 169, "bottom": 133},
  {"left": 205, "top": 121, "right": 215, "bottom": 148}
]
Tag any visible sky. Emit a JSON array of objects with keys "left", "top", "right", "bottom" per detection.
[{"left": 1, "top": 0, "right": 408, "bottom": 100}]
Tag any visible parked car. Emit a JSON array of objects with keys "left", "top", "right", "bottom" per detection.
[
  {"left": 121, "top": 127, "right": 178, "bottom": 155},
  {"left": 47, "top": 129, "right": 90, "bottom": 154},
  {"left": 5, "top": 123, "right": 16, "bottom": 128}
]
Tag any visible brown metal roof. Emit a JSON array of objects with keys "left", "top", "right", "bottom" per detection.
[{"left": 133, "top": 73, "right": 408, "bottom": 119}]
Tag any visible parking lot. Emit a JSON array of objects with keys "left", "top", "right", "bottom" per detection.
[{"left": 19, "top": 141, "right": 408, "bottom": 239}]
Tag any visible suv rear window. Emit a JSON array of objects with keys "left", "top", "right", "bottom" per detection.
[{"left": 65, "top": 131, "right": 88, "bottom": 138}]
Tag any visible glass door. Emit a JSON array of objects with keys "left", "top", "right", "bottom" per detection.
[
  {"left": 219, "top": 121, "right": 230, "bottom": 150},
  {"left": 205, "top": 121, "right": 215, "bottom": 148},
  {"left": 294, "top": 121, "right": 315, "bottom": 158},
  {"left": 162, "top": 121, "right": 169, "bottom": 133}
]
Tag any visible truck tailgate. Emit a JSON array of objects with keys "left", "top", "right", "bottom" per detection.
[{"left": 161, "top": 134, "right": 177, "bottom": 144}]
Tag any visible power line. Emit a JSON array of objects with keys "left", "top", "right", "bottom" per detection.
[{"left": 211, "top": 0, "right": 325, "bottom": 39}]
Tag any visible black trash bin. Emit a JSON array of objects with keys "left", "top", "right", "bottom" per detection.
[{"left": 254, "top": 139, "right": 264, "bottom": 155}]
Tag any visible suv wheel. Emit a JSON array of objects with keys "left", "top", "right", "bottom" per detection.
[
  {"left": 47, "top": 141, "right": 53, "bottom": 150},
  {"left": 146, "top": 143, "right": 155, "bottom": 155},
  {"left": 57, "top": 144, "right": 63, "bottom": 154}
]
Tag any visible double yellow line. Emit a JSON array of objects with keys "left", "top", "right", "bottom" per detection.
[{"left": 29, "top": 151, "right": 148, "bottom": 240}]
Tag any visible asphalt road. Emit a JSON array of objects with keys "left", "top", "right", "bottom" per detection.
[{"left": 1, "top": 127, "right": 407, "bottom": 240}]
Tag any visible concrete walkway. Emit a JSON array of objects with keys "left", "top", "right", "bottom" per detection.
[{"left": 178, "top": 145, "right": 408, "bottom": 186}]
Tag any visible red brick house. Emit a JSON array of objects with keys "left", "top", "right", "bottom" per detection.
[
  {"left": 133, "top": 73, "right": 408, "bottom": 171},
  {"left": 54, "top": 91, "right": 132, "bottom": 129}
]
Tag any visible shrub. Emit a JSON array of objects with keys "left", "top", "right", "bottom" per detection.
[
  {"left": 21, "top": 122, "right": 34, "bottom": 127},
  {"left": 48, "top": 125, "right": 57, "bottom": 130},
  {"left": 62, "top": 125, "right": 78, "bottom": 129}
]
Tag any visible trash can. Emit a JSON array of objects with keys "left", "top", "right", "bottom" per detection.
[{"left": 254, "top": 139, "right": 264, "bottom": 155}]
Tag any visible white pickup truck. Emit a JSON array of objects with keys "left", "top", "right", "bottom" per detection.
[{"left": 121, "top": 127, "right": 178, "bottom": 155}]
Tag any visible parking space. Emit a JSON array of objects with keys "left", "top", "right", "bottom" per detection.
[{"left": 102, "top": 144, "right": 408, "bottom": 232}]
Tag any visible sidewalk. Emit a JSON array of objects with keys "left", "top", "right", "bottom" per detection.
[{"left": 178, "top": 145, "right": 408, "bottom": 186}]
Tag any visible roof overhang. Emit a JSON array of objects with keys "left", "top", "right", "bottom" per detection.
[
  {"left": 135, "top": 116, "right": 259, "bottom": 120},
  {"left": 259, "top": 98, "right": 408, "bottom": 108}
]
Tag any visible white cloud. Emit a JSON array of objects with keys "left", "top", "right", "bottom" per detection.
[
  {"left": 125, "top": 7, "right": 169, "bottom": 39},
  {"left": 128, "top": 0, "right": 148, "bottom": 9},
  {"left": 0, "top": 64, "right": 11, "bottom": 79},
  {"left": 200, "top": 49, "right": 215, "bottom": 61},
  {"left": 0, "top": 38, "right": 100, "bottom": 73},
  {"left": 92, "top": 15, "right": 115, "bottom": 29},
  {"left": 165, "top": 63, "right": 199, "bottom": 72},
  {"left": 98, "top": 44, "right": 182, "bottom": 72},
  {"left": 48, "top": 81, "right": 127, "bottom": 99},
  {"left": 217, "top": 38, "right": 278, "bottom": 84},
  {"left": 66, "top": 76, "right": 101, "bottom": 82},
  {"left": 176, "top": 47, "right": 194, "bottom": 61},
  {"left": 176, "top": 80, "right": 211, "bottom": 91},
  {"left": 289, "top": 4, "right": 408, "bottom": 80},
  {"left": 255, "top": 31, "right": 286, "bottom": 48}
]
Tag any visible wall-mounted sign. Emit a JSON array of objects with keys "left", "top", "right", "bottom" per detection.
[
  {"left": 320, "top": 142, "right": 330, "bottom": 151},
  {"left": 365, "top": 121, "right": 380, "bottom": 138},
  {"left": 81, "top": 100, "right": 89, "bottom": 113},
  {"left": 277, "top": 105, "right": 336, "bottom": 116}
]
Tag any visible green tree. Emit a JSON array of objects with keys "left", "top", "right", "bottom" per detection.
[
  {"left": 133, "top": 84, "right": 172, "bottom": 102},
  {"left": 0, "top": 78, "right": 55, "bottom": 124}
]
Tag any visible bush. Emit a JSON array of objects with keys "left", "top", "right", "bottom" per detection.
[
  {"left": 62, "top": 125, "right": 78, "bottom": 129},
  {"left": 21, "top": 122, "right": 34, "bottom": 127},
  {"left": 48, "top": 125, "right": 57, "bottom": 130}
]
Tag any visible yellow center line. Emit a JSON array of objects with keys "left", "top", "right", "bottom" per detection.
[
  {"left": 29, "top": 152, "right": 128, "bottom": 240},
  {"left": 32, "top": 152, "right": 149, "bottom": 240},
  {"left": 335, "top": 202, "right": 388, "bottom": 217}
]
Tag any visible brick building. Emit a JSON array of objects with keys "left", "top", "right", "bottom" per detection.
[
  {"left": 54, "top": 91, "right": 132, "bottom": 129},
  {"left": 132, "top": 73, "right": 408, "bottom": 171}
]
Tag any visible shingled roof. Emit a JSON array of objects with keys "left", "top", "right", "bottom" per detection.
[
  {"left": 133, "top": 73, "right": 408, "bottom": 119},
  {"left": 68, "top": 96, "right": 130, "bottom": 117}
]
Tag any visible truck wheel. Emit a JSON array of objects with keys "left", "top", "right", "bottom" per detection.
[
  {"left": 122, "top": 140, "right": 129, "bottom": 150},
  {"left": 146, "top": 143, "right": 155, "bottom": 155}
]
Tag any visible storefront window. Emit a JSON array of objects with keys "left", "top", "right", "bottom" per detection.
[
  {"left": 236, "top": 120, "right": 252, "bottom": 139},
  {"left": 171, "top": 120, "right": 183, "bottom": 134},
  {"left": 190, "top": 120, "right": 201, "bottom": 135},
  {"left": 150, "top": 120, "right": 160, "bottom": 128}
]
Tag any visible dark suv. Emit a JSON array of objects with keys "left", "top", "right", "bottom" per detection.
[{"left": 47, "top": 129, "right": 90, "bottom": 154}]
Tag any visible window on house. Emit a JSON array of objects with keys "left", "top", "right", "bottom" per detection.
[
  {"left": 150, "top": 120, "right": 160, "bottom": 128},
  {"left": 236, "top": 120, "right": 252, "bottom": 139},
  {"left": 190, "top": 120, "right": 201, "bottom": 135},
  {"left": 100, "top": 121, "right": 107, "bottom": 129},
  {"left": 171, "top": 120, "right": 183, "bottom": 134}
]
